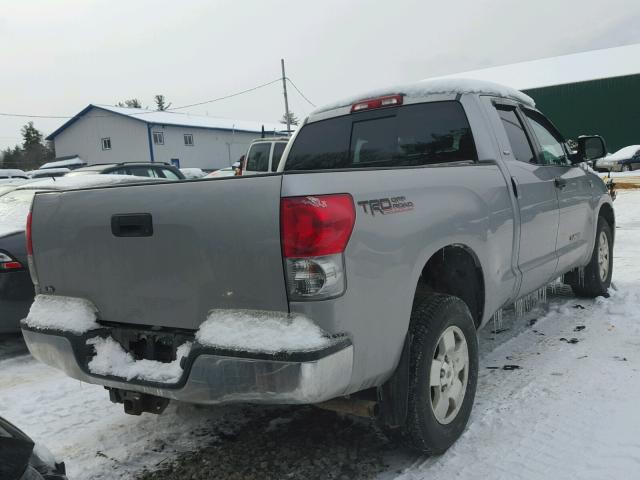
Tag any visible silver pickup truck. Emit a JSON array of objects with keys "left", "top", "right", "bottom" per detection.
[{"left": 22, "top": 79, "right": 614, "bottom": 454}]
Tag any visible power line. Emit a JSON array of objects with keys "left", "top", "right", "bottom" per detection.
[
  {"left": 0, "top": 112, "right": 72, "bottom": 119},
  {"left": 168, "top": 78, "right": 282, "bottom": 111},
  {"left": 286, "top": 77, "right": 316, "bottom": 107},
  {"left": 0, "top": 78, "right": 284, "bottom": 119}
]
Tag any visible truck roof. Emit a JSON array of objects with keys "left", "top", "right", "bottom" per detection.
[{"left": 310, "top": 78, "right": 535, "bottom": 118}]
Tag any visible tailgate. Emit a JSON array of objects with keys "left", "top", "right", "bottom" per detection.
[{"left": 30, "top": 176, "right": 287, "bottom": 330}]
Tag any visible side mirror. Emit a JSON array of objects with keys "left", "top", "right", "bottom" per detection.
[{"left": 572, "top": 135, "right": 606, "bottom": 164}]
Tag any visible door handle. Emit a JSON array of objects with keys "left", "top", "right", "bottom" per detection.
[
  {"left": 554, "top": 177, "right": 567, "bottom": 190},
  {"left": 111, "top": 213, "right": 153, "bottom": 237}
]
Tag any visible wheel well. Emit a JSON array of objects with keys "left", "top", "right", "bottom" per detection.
[
  {"left": 416, "top": 245, "right": 484, "bottom": 327},
  {"left": 599, "top": 203, "right": 615, "bottom": 234}
]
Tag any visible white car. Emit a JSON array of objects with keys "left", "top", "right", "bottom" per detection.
[
  {"left": 0, "top": 169, "right": 28, "bottom": 179},
  {"left": 205, "top": 167, "right": 236, "bottom": 178},
  {"left": 595, "top": 145, "right": 640, "bottom": 172}
]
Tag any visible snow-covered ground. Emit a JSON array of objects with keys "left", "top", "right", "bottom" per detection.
[{"left": 1, "top": 191, "right": 639, "bottom": 480}]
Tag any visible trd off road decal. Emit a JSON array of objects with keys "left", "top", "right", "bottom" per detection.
[{"left": 357, "top": 196, "right": 414, "bottom": 216}]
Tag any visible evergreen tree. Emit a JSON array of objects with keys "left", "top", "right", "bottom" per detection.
[
  {"left": 116, "top": 98, "right": 143, "bottom": 108},
  {"left": 0, "top": 122, "right": 55, "bottom": 170},
  {"left": 21, "top": 122, "right": 43, "bottom": 150},
  {"left": 154, "top": 95, "right": 171, "bottom": 111},
  {"left": 280, "top": 111, "right": 299, "bottom": 127}
]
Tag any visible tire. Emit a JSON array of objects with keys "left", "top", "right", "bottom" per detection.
[
  {"left": 568, "top": 216, "right": 613, "bottom": 297},
  {"left": 394, "top": 293, "right": 479, "bottom": 454},
  {"left": 622, "top": 164, "right": 632, "bottom": 172}
]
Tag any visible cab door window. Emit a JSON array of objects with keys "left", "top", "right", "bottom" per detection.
[{"left": 523, "top": 110, "right": 568, "bottom": 166}]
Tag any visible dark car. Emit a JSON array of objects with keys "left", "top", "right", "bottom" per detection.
[
  {"left": 0, "top": 416, "right": 67, "bottom": 480},
  {"left": 0, "top": 175, "right": 163, "bottom": 333},
  {"left": 64, "top": 162, "right": 185, "bottom": 179}
]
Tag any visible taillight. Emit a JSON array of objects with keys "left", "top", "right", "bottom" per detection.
[
  {"left": 351, "top": 94, "right": 403, "bottom": 113},
  {"left": 26, "top": 210, "right": 39, "bottom": 287},
  {"left": 281, "top": 194, "right": 355, "bottom": 300},
  {"left": 26, "top": 211, "right": 33, "bottom": 256},
  {"left": 0, "top": 252, "right": 23, "bottom": 271}
]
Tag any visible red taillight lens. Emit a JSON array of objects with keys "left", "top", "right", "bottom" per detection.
[
  {"left": 351, "top": 94, "right": 403, "bottom": 113},
  {"left": 0, "top": 252, "right": 23, "bottom": 270},
  {"left": 26, "top": 211, "right": 33, "bottom": 256},
  {"left": 281, "top": 194, "right": 355, "bottom": 258},
  {"left": 0, "top": 261, "right": 23, "bottom": 270}
]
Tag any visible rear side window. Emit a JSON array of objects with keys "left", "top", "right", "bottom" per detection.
[
  {"left": 495, "top": 107, "right": 536, "bottom": 164},
  {"left": 285, "top": 101, "right": 477, "bottom": 171},
  {"left": 246, "top": 143, "right": 271, "bottom": 172},
  {"left": 271, "top": 143, "right": 286, "bottom": 171}
]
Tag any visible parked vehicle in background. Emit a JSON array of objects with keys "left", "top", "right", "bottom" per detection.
[
  {"left": 0, "top": 169, "right": 28, "bottom": 179},
  {"left": 27, "top": 168, "right": 71, "bottom": 179},
  {"left": 180, "top": 168, "right": 206, "bottom": 179},
  {"left": 22, "top": 79, "right": 614, "bottom": 455},
  {"left": 242, "top": 137, "right": 289, "bottom": 175},
  {"left": 205, "top": 167, "right": 235, "bottom": 178},
  {"left": 0, "top": 415, "right": 67, "bottom": 480},
  {"left": 595, "top": 145, "right": 640, "bottom": 172},
  {"left": 39, "top": 156, "right": 86, "bottom": 171},
  {"left": 0, "top": 175, "right": 162, "bottom": 333},
  {"left": 64, "top": 162, "right": 185, "bottom": 180}
]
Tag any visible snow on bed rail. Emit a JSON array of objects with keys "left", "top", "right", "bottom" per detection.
[
  {"left": 25, "top": 295, "right": 100, "bottom": 334},
  {"left": 196, "top": 310, "right": 331, "bottom": 353},
  {"left": 87, "top": 337, "right": 192, "bottom": 383}
]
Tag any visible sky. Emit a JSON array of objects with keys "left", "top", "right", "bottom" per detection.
[{"left": 1, "top": 0, "right": 640, "bottom": 151}]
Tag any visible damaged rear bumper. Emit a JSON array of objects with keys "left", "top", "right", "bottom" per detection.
[{"left": 21, "top": 325, "right": 353, "bottom": 405}]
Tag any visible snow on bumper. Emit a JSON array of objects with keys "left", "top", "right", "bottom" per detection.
[{"left": 20, "top": 303, "right": 353, "bottom": 405}]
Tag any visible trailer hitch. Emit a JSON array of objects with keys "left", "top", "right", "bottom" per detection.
[{"left": 107, "top": 388, "right": 170, "bottom": 416}]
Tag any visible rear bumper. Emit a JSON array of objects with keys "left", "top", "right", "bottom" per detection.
[{"left": 21, "top": 326, "right": 353, "bottom": 405}]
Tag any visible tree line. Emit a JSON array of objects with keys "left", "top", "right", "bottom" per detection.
[{"left": 0, "top": 122, "right": 55, "bottom": 171}]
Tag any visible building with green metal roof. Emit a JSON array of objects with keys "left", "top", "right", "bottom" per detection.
[{"left": 437, "top": 43, "right": 640, "bottom": 152}]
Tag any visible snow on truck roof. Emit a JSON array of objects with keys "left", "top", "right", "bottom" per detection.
[
  {"left": 46, "top": 105, "right": 289, "bottom": 140},
  {"left": 311, "top": 78, "right": 534, "bottom": 116}
]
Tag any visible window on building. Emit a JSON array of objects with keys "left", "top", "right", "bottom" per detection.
[
  {"left": 152, "top": 131, "right": 164, "bottom": 145},
  {"left": 184, "top": 134, "right": 194, "bottom": 146},
  {"left": 101, "top": 137, "right": 112, "bottom": 150}
]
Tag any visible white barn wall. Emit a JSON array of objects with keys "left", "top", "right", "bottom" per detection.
[
  {"left": 148, "top": 125, "right": 261, "bottom": 169},
  {"left": 54, "top": 110, "right": 150, "bottom": 164}
]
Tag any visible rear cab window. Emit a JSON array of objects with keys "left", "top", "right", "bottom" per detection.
[
  {"left": 285, "top": 101, "right": 477, "bottom": 171},
  {"left": 271, "top": 142, "right": 287, "bottom": 172},
  {"left": 246, "top": 143, "right": 271, "bottom": 172}
]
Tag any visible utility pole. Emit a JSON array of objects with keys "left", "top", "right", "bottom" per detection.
[{"left": 281, "top": 58, "right": 291, "bottom": 132}]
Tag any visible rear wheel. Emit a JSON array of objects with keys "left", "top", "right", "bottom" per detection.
[
  {"left": 391, "top": 293, "right": 478, "bottom": 454},
  {"left": 622, "top": 164, "right": 632, "bottom": 172},
  {"left": 568, "top": 216, "right": 613, "bottom": 297}
]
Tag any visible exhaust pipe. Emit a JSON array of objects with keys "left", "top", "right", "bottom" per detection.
[{"left": 315, "top": 398, "right": 379, "bottom": 418}]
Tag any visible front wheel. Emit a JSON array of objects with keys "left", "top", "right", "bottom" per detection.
[
  {"left": 568, "top": 216, "right": 613, "bottom": 297},
  {"left": 395, "top": 293, "right": 479, "bottom": 454}
]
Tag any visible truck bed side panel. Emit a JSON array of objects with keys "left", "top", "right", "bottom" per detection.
[{"left": 282, "top": 165, "right": 515, "bottom": 392}]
